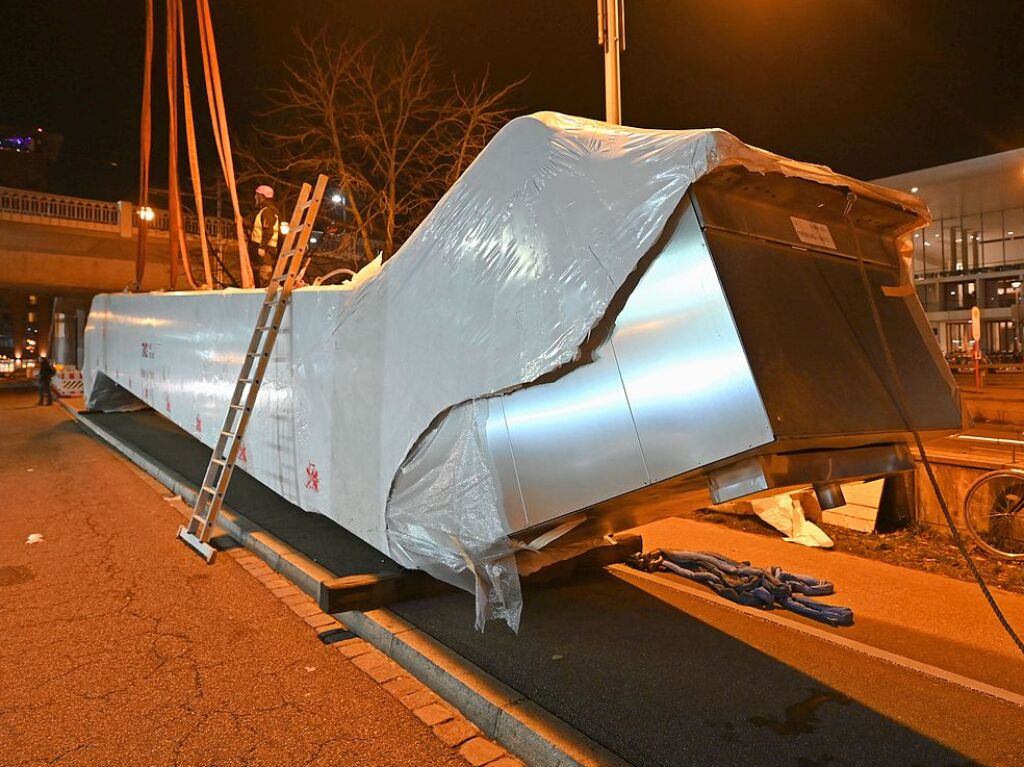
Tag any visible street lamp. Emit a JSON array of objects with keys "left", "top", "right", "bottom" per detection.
[
  {"left": 331, "top": 192, "right": 343, "bottom": 204},
  {"left": 138, "top": 206, "right": 155, "bottom": 222},
  {"left": 596, "top": 0, "right": 625, "bottom": 124}
]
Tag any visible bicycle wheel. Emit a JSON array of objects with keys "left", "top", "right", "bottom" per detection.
[{"left": 963, "top": 469, "right": 1024, "bottom": 560}]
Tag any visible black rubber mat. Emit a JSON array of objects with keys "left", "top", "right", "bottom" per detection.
[
  {"left": 83, "top": 408, "right": 969, "bottom": 767},
  {"left": 392, "top": 578, "right": 968, "bottom": 767},
  {"left": 81, "top": 409, "right": 400, "bottom": 576}
]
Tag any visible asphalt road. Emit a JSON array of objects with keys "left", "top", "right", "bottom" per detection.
[
  {"left": 0, "top": 389, "right": 468, "bottom": 767},
  {"left": 59, "top": 402, "right": 1024, "bottom": 766}
]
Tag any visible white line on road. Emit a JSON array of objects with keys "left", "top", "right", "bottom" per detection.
[{"left": 610, "top": 564, "right": 1024, "bottom": 710}]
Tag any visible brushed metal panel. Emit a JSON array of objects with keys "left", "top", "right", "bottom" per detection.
[
  {"left": 610, "top": 196, "right": 775, "bottom": 482},
  {"left": 500, "top": 343, "right": 649, "bottom": 526},
  {"left": 707, "top": 444, "right": 912, "bottom": 504},
  {"left": 482, "top": 397, "right": 529, "bottom": 533}
]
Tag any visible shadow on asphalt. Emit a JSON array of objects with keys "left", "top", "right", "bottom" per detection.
[{"left": 80, "top": 407, "right": 972, "bottom": 767}]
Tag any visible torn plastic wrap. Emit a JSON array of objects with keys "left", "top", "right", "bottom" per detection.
[
  {"left": 388, "top": 399, "right": 521, "bottom": 631},
  {"left": 85, "top": 112, "right": 934, "bottom": 630}
]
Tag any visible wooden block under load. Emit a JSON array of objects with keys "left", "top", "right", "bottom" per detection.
[
  {"left": 317, "top": 534, "right": 644, "bottom": 613},
  {"left": 318, "top": 570, "right": 454, "bottom": 614},
  {"left": 519, "top": 534, "right": 644, "bottom": 588}
]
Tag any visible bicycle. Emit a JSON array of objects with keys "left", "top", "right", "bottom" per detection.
[{"left": 963, "top": 468, "right": 1024, "bottom": 560}]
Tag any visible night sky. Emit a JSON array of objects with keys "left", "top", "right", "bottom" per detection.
[{"left": 3, "top": 1, "right": 1023, "bottom": 201}]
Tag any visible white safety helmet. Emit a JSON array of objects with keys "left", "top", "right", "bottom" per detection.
[{"left": 255, "top": 184, "right": 274, "bottom": 199}]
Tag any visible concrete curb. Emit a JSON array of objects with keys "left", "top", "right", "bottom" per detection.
[
  {"left": 340, "top": 609, "right": 632, "bottom": 767},
  {"left": 59, "top": 400, "right": 628, "bottom": 767}
]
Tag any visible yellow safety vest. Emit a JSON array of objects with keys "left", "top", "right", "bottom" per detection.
[{"left": 251, "top": 206, "right": 279, "bottom": 250}]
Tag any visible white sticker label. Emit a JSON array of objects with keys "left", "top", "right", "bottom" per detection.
[{"left": 790, "top": 216, "right": 836, "bottom": 250}]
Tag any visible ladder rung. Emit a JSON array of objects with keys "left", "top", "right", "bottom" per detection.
[
  {"left": 238, "top": 378, "right": 258, "bottom": 384},
  {"left": 255, "top": 324, "right": 277, "bottom": 331},
  {"left": 211, "top": 458, "right": 226, "bottom": 466},
  {"left": 201, "top": 484, "right": 221, "bottom": 496},
  {"left": 229, "top": 403, "right": 249, "bottom": 409},
  {"left": 246, "top": 352, "right": 269, "bottom": 359},
  {"left": 220, "top": 430, "right": 235, "bottom": 438}
]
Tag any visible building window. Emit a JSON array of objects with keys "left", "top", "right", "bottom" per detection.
[
  {"left": 947, "top": 322, "right": 972, "bottom": 352},
  {"left": 28, "top": 295, "right": 37, "bottom": 305},
  {"left": 942, "top": 280, "right": 977, "bottom": 310},
  {"left": 26, "top": 311, "right": 35, "bottom": 323},
  {"left": 984, "top": 320, "right": 1017, "bottom": 355},
  {"left": 916, "top": 282, "right": 941, "bottom": 311},
  {"left": 982, "top": 278, "right": 1022, "bottom": 308}
]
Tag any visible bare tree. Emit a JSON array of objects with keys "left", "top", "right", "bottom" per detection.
[{"left": 238, "top": 34, "right": 521, "bottom": 265}]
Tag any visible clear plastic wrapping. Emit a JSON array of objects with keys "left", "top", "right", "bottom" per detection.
[{"left": 85, "top": 113, "right": 929, "bottom": 629}]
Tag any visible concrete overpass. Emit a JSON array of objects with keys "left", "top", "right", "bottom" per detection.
[
  {"left": 0, "top": 186, "right": 238, "bottom": 365},
  {"left": 0, "top": 185, "right": 239, "bottom": 295}
]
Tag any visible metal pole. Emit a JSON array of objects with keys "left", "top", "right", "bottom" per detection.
[{"left": 597, "top": 0, "right": 625, "bottom": 124}]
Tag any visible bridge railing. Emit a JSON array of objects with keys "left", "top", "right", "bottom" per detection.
[
  {"left": 0, "top": 185, "right": 237, "bottom": 241},
  {"left": 0, "top": 186, "right": 119, "bottom": 226}
]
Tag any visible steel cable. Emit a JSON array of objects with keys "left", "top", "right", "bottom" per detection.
[{"left": 843, "top": 191, "right": 1024, "bottom": 657}]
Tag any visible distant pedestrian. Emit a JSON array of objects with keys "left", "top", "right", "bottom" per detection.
[
  {"left": 36, "top": 356, "right": 55, "bottom": 406},
  {"left": 248, "top": 184, "right": 280, "bottom": 288}
]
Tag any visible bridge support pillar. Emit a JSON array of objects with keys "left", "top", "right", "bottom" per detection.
[{"left": 116, "top": 201, "right": 134, "bottom": 238}]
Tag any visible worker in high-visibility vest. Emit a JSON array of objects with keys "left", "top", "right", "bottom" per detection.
[{"left": 249, "top": 184, "right": 280, "bottom": 287}]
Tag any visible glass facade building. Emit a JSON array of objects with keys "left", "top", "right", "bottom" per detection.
[{"left": 875, "top": 148, "right": 1024, "bottom": 358}]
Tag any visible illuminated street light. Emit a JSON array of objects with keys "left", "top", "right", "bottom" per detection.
[
  {"left": 310, "top": 236, "right": 318, "bottom": 244},
  {"left": 331, "top": 193, "right": 342, "bottom": 204},
  {"left": 280, "top": 221, "right": 290, "bottom": 235},
  {"left": 138, "top": 206, "right": 155, "bottom": 222}
]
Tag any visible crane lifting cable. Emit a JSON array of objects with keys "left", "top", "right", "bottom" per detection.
[
  {"left": 134, "top": 0, "right": 153, "bottom": 290},
  {"left": 195, "top": 0, "right": 254, "bottom": 287},
  {"left": 165, "top": 0, "right": 191, "bottom": 289},
  {"left": 176, "top": 0, "right": 213, "bottom": 288},
  {"left": 136, "top": 0, "right": 254, "bottom": 290}
]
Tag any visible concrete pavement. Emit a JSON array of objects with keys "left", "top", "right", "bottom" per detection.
[{"left": 0, "top": 389, "right": 473, "bottom": 767}]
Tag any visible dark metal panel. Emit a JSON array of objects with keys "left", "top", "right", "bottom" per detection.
[
  {"left": 691, "top": 167, "right": 910, "bottom": 268},
  {"left": 707, "top": 229, "right": 963, "bottom": 437}
]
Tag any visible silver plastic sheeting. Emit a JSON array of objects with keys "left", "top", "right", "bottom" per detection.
[{"left": 85, "top": 112, "right": 928, "bottom": 630}]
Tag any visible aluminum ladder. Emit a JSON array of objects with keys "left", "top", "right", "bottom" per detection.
[{"left": 177, "top": 174, "right": 328, "bottom": 562}]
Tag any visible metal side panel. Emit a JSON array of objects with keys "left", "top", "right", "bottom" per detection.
[
  {"left": 482, "top": 397, "right": 529, "bottom": 532},
  {"left": 610, "top": 197, "right": 775, "bottom": 483},
  {"left": 499, "top": 343, "right": 649, "bottom": 526}
]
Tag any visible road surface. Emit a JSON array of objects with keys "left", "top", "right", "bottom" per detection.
[{"left": 0, "top": 388, "right": 468, "bottom": 767}]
